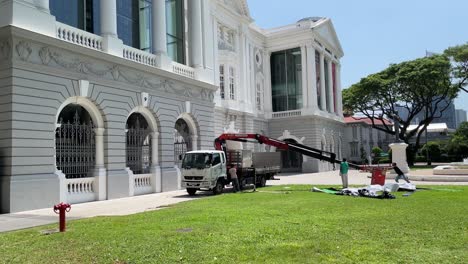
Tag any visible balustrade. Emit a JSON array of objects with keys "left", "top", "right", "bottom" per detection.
[
  {"left": 56, "top": 22, "right": 103, "bottom": 51},
  {"left": 272, "top": 110, "right": 302, "bottom": 119},
  {"left": 123, "top": 46, "right": 158, "bottom": 67},
  {"left": 172, "top": 62, "right": 196, "bottom": 79}
]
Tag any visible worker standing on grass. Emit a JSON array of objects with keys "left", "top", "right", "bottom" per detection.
[
  {"left": 339, "top": 158, "right": 349, "bottom": 189},
  {"left": 229, "top": 164, "right": 240, "bottom": 193}
]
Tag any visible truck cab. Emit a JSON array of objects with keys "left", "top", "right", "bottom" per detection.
[{"left": 180, "top": 150, "right": 227, "bottom": 195}]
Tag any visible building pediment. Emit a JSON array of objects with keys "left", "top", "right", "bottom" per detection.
[
  {"left": 313, "top": 19, "right": 344, "bottom": 57},
  {"left": 219, "top": 0, "right": 251, "bottom": 20}
]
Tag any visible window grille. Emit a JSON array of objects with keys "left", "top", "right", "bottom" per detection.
[
  {"left": 256, "top": 83, "right": 262, "bottom": 110},
  {"left": 229, "top": 66, "right": 235, "bottom": 100},
  {"left": 219, "top": 65, "right": 225, "bottom": 99},
  {"left": 55, "top": 111, "right": 95, "bottom": 179},
  {"left": 126, "top": 116, "right": 152, "bottom": 174}
]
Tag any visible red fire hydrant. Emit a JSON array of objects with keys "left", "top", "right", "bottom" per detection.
[{"left": 53, "top": 202, "right": 71, "bottom": 232}]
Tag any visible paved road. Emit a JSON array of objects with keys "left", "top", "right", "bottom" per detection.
[
  {"left": 270, "top": 170, "right": 468, "bottom": 186},
  {"left": 1, "top": 170, "right": 466, "bottom": 233}
]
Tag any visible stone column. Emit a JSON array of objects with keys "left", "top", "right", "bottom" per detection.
[
  {"left": 151, "top": 132, "right": 159, "bottom": 165},
  {"left": 189, "top": 0, "right": 203, "bottom": 68},
  {"left": 151, "top": 132, "right": 162, "bottom": 193},
  {"left": 34, "top": 0, "right": 50, "bottom": 13},
  {"left": 306, "top": 44, "right": 318, "bottom": 111},
  {"left": 201, "top": 0, "right": 214, "bottom": 70},
  {"left": 100, "top": 0, "right": 117, "bottom": 38},
  {"left": 250, "top": 44, "right": 256, "bottom": 112},
  {"left": 152, "top": 0, "right": 167, "bottom": 55},
  {"left": 94, "top": 127, "right": 107, "bottom": 200},
  {"left": 319, "top": 52, "right": 327, "bottom": 111},
  {"left": 336, "top": 63, "right": 343, "bottom": 116},
  {"left": 264, "top": 52, "right": 273, "bottom": 115},
  {"left": 390, "top": 142, "right": 410, "bottom": 174},
  {"left": 300, "top": 45, "right": 308, "bottom": 110},
  {"left": 100, "top": 0, "right": 122, "bottom": 56},
  {"left": 94, "top": 128, "right": 105, "bottom": 169},
  {"left": 327, "top": 57, "right": 335, "bottom": 113},
  {"left": 191, "top": 135, "right": 198, "bottom": 151},
  {"left": 6, "top": 0, "right": 56, "bottom": 37}
]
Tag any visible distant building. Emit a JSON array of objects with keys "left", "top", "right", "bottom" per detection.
[
  {"left": 455, "top": 109, "right": 467, "bottom": 128},
  {"left": 403, "top": 99, "right": 457, "bottom": 129},
  {"left": 407, "top": 123, "right": 455, "bottom": 144},
  {"left": 343, "top": 117, "right": 393, "bottom": 163}
]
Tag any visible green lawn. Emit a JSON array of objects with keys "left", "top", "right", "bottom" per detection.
[{"left": 1, "top": 185, "right": 467, "bottom": 264}]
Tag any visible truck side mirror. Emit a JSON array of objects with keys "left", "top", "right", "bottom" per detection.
[{"left": 178, "top": 154, "right": 183, "bottom": 161}]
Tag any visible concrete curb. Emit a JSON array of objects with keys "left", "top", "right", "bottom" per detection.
[{"left": 384, "top": 174, "right": 468, "bottom": 182}]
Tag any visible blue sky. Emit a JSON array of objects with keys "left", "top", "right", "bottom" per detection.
[{"left": 247, "top": 0, "right": 468, "bottom": 112}]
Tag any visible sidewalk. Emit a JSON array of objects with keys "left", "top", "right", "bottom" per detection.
[
  {"left": 1, "top": 170, "right": 466, "bottom": 233},
  {"left": 0, "top": 190, "right": 201, "bottom": 233}
]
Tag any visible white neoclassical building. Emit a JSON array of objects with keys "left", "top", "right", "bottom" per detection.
[
  {"left": 212, "top": 2, "right": 345, "bottom": 173},
  {"left": 0, "top": 0, "right": 345, "bottom": 213}
]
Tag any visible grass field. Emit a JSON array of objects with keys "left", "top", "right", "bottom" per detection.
[{"left": 1, "top": 185, "right": 467, "bottom": 263}]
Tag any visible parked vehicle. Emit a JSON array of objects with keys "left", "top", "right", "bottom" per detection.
[{"left": 181, "top": 133, "right": 360, "bottom": 196}]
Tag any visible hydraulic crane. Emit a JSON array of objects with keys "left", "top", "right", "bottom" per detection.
[{"left": 214, "top": 133, "right": 361, "bottom": 170}]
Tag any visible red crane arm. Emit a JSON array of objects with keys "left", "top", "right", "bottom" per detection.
[
  {"left": 214, "top": 133, "right": 361, "bottom": 170},
  {"left": 214, "top": 133, "right": 289, "bottom": 151}
]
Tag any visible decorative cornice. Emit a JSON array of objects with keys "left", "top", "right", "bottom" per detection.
[{"left": 12, "top": 39, "right": 214, "bottom": 103}]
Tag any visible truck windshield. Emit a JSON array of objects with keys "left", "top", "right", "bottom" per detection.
[{"left": 182, "top": 153, "right": 213, "bottom": 169}]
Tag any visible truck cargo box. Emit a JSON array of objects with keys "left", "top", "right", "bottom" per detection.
[{"left": 252, "top": 152, "right": 281, "bottom": 168}]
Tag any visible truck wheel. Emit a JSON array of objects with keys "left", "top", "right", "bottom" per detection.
[
  {"left": 259, "top": 176, "right": 267, "bottom": 187},
  {"left": 187, "top": 188, "right": 197, "bottom": 196},
  {"left": 212, "top": 180, "right": 224, "bottom": 195}
]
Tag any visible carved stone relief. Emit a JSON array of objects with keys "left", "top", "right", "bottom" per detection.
[
  {"left": 15, "top": 41, "right": 32, "bottom": 61},
  {"left": 11, "top": 39, "right": 214, "bottom": 102},
  {"left": 0, "top": 39, "right": 11, "bottom": 60}
]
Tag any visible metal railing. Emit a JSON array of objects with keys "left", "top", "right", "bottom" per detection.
[
  {"left": 126, "top": 121, "right": 152, "bottom": 175},
  {"left": 56, "top": 112, "right": 95, "bottom": 179}
]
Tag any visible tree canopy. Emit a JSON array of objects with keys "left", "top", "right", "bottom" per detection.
[
  {"left": 343, "top": 54, "right": 458, "bottom": 163},
  {"left": 444, "top": 43, "right": 468, "bottom": 93},
  {"left": 447, "top": 122, "right": 468, "bottom": 159}
]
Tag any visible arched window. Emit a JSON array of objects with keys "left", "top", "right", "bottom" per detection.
[
  {"left": 174, "top": 119, "right": 193, "bottom": 164},
  {"left": 126, "top": 113, "right": 152, "bottom": 174},
  {"left": 277, "top": 138, "right": 303, "bottom": 172},
  {"left": 56, "top": 104, "right": 95, "bottom": 179}
]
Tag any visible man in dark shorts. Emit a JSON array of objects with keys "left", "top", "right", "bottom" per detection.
[{"left": 392, "top": 162, "right": 410, "bottom": 183}]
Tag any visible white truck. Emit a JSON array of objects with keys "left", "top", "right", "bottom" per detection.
[
  {"left": 180, "top": 150, "right": 228, "bottom": 195},
  {"left": 180, "top": 149, "right": 281, "bottom": 195}
]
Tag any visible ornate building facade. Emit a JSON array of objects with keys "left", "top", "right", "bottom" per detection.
[
  {"left": 212, "top": 2, "right": 345, "bottom": 173},
  {"left": 0, "top": 0, "right": 345, "bottom": 212}
]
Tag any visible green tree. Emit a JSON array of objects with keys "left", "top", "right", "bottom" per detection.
[
  {"left": 371, "top": 146, "right": 383, "bottom": 164},
  {"left": 446, "top": 122, "right": 468, "bottom": 160},
  {"left": 421, "top": 141, "right": 443, "bottom": 161},
  {"left": 444, "top": 43, "right": 468, "bottom": 93},
  {"left": 343, "top": 55, "right": 458, "bottom": 165}
]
